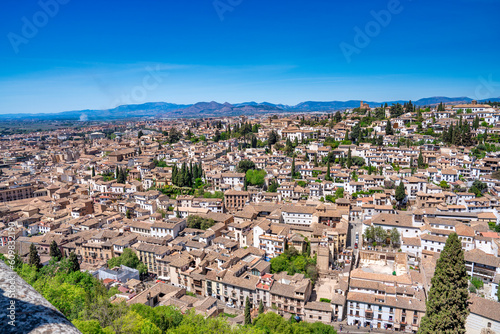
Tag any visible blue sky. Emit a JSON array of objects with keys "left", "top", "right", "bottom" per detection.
[{"left": 0, "top": 0, "right": 499, "bottom": 114}]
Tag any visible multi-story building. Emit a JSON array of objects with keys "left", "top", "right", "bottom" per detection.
[
  {"left": 346, "top": 251, "right": 426, "bottom": 332},
  {"left": 0, "top": 183, "right": 34, "bottom": 202},
  {"left": 224, "top": 190, "right": 250, "bottom": 211}
]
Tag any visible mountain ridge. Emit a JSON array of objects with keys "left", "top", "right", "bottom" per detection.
[{"left": 1, "top": 96, "right": 499, "bottom": 121}]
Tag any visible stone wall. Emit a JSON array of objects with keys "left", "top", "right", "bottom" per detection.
[{"left": 0, "top": 260, "right": 81, "bottom": 334}]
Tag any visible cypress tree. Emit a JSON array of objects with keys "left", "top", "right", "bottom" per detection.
[
  {"left": 453, "top": 122, "right": 461, "bottom": 146},
  {"left": 462, "top": 121, "right": 473, "bottom": 147},
  {"left": 29, "top": 243, "right": 42, "bottom": 270},
  {"left": 91, "top": 166, "right": 95, "bottom": 177},
  {"left": 259, "top": 300, "right": 264, "bottom": 314},
  {"left": 68, "top": 252, "right": 80, "bottom": 273},
  {"left": 326, "top": 161, "right": 332, "bottom": 181},
  {"left": 172, "top": 165, "right": 178, "bottom": 186},
  {"left": 473, "top": 115, "right": 480, "bottom": 130},
  {"left": 418, "top": 150, "right": 424, "bottom": 169},
  {"left": 497, "top": 281, "right": 500, "bottom": 302},
  {"left": 347, "top": 148, "right": 352, "bottom": 169},
  {"left": 193, "top": 164, "right": 199, "bottom": 182},
  {"left": 244, "top": 296, "right": 251, "bottom": 325},
  {"left": 49, "top": 240, "right": 62, "bottom": 261},
  {"left": 386, "top": 120, "right": 394, "bottom": 135},
  {"left": 395, "top": 181, "right": 406, "bottom": 207},
  {"left": 291, "top": 157, "right": 296, "bottom": 178},
  {"left": 419, "top": 233, "right": 469, "bottom": 333},
  {"left": 450, "top": 124, "right": 456, "bottom": 145}
]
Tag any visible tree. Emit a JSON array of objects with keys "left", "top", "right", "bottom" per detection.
[
  {"left": 497, "top": 281, "right": 500, "bottom": 302},
  {"left": 346, "top": 148, "right": 352, "bottom": 169},
  {"left": 389, "top": 228, "right": 400, "bottom": 247},
  {"left": 108, "top": 248, "right": 147, "bottom": 275},
  {"left": 374, "top": 226, "right": 388, "bottom": 243},
  {"left": 291, "top": 156, "right": 297, "bottom": 178},
  {"left": 187, "top": 215, "right": 215, "bottom": 230},
  {"left": 470, "top": 180, "right": 487, "bottom": 197},
  {"left": 126, "top": 210, "right": 132, "bottom": 219},
  {"left": 461, "top": 120, "right": 473, "bottom": 146},
  {"left": 246, "top": 169, "right": 266, "bottom": 187},
  {"left": 237, "top": 160, "right": 256, "bottom": 173},
  {"left": 268, "top": 130, "right": 279, "bottom": 146},
  {"left": 213, "top": 129, "right": 221, "bottom": 142},
  {"left": 386, "top": 120, "right": 394, "bottom": 135},
  {"left": 258, "top": 300, "right": 264, "bottom": 314},
  {"left": 50, "top": 241, "right": 62, "bottom": 261},
  {"left": 405, "top": 100, "right": 414, "bottom": 114},
  {"left": 395, "top": 181, "right": 406, "bottom": 206},
  {"left": 29, "top": 243, "right": 42, "bottom": 270},
  {"left": 390, "top": 103, "right": 404, "bottom": 118},
  {"left": 473, "top": 115, "right": 480, "bottom": 130},
  {"left": 437, "top": 101, "right": 445, "bottom": 111},
  {"left": 244, "top": 296, "right": 251, "bottom": 325},
  {"left": 325, "top": 161, "right": 332, "bottom": 181},
  {"left": 334, "top": 111, "right": 342, "bottom": 123},
  {"left": 418, "top": 150, "right": 425, "bottom": 169},
  {"left": 68, "top": 252, "right": 80, "bottom": 273},
  {"left": 91, "top": 166, "right": 95, "bottom": 177},
  {"left": 138, "top": 130, "right": 143, "bottom": 138},
  {"left": 168, "top": 127, "right": 182, "bottom": 144},
  {"left": 419, "top": 233, "right": 469, "bottom": 334},
  {"left": 439, "top": 180, "right": 450, "bottom": 189},
  {"left": 363, "top": 225, "right": 376, "bottom": 243},
  {"left": 351, "top": 123, "right": 361, "bottom": 143}
]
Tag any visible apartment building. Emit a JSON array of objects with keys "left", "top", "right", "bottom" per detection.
[
  {"left": 224, "top": 190, "right": 250, "bottom": 211},
  {"left": 346, "top": 251, "right": 426, "bottom": 332},
  {"left": 0, "top": 183, "right": 34, "bottom": 202}
]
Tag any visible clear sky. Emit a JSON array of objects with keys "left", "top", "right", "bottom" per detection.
[{"left": 0, "top": 0, "right": 499, "bottom": 114}]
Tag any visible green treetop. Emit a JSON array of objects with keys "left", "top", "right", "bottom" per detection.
[{"left": 419, "top": 233, "right": 469, "bottom": 334}]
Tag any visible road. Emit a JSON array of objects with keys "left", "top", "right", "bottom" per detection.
[{"left": 348, "top": 220, "right": 363, "bottom": 249}]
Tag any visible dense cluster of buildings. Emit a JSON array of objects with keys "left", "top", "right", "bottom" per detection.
[{"left": 1, "top": 101, "right": 500, "bottom": 332}]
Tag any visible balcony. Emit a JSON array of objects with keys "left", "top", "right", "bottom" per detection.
[{"left": 365, "top": 310, "right": 373, "bottom": 320}]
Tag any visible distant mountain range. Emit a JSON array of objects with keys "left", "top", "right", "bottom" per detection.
[{"left": 1, "top": 96, "right": 499, "bottom": 121}]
